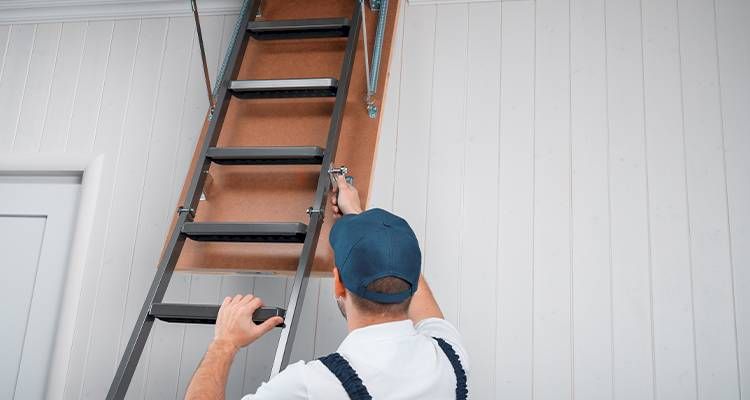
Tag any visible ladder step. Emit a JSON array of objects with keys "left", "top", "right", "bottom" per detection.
[
  {"left": 206, "top": 146, "right": 325, "bottom": 165},
  {"left": 248, "top": 18, "right": 351, "bottom": 40},
  {"left": 150, "top": 303, "right": 286, "bottom": 327},
  {"left": 182, "top": 222, "right": 307, "bottom": 243},
  {"left": 229, "top": 78, "right": 338, "bottom": 99}
]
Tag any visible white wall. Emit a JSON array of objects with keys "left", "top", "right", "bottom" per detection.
[
  {"left": 371, "top": 0, "right": 749, "bottom": 399},
  {"left": 1, "top": 0, "right": 748, "bottom": 398}
]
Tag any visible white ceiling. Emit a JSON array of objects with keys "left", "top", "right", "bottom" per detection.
[{"left": 0, "top": 0, "right": 245, "bottom": 24}]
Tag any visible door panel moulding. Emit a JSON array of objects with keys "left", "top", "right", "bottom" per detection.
[{"left": 0, "top": 153, "right": 105, "bottom": 400}]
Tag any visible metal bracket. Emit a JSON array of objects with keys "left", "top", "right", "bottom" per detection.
[
  {"left": 177, "top": 206, "right": 196, "bottom": 219},
  {"left": 306, "top": 207, "right": 324, "bottom": 216},
  {"left": 328, "top": 165, "right": 349, "bottom": 176},
  {"left": 328, "top": 165, "right": 349, "bottom": 189},
  {"left": 200, "top": 170, "right": 214, "bottom": 201},
  {"left": 368, "top": 0, "right": 381, "bottom": 11},
  {"left": 365, "top": 94, "right": 378, "bottom": 118}
]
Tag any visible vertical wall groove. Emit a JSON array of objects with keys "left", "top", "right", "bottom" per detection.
[
  {"left": 10, "top": 24, "right": 38, "bottom": 148},
  {"left": 710, "top": 0, "right": 743, "bottom": 395}
]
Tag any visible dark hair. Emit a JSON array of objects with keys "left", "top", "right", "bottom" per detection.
[{"left": 349, "top": 276, "right": 412, "bottom": 316}]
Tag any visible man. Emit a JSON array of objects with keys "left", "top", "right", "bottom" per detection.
[{"left": 185, "top": 175, "right": 469, "bottom": 399}]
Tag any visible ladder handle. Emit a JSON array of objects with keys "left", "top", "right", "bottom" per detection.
[{"left": 150, "top": 303, "right": 286, "bottom": 327}]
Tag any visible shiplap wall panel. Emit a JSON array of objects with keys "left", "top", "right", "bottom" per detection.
[
  {"left": 82, "top": 18, "right": 170, "bottom": 398},
  {"left": 533, "top": 0, "right": 572, "bottom": 398},
  {"left": 642, "top": 0, "right": 697, "bottom": 398},
  {"left": 717, "top": 0, "right": 750, "bottom": 394},
  {"left": 495, "top": 2, "right": 534, "bottom": 397},
  {"left": 65, "top": 20, "right": 113, "bottom": 152},
  {"left": 0, "top": 24, "right": 35, "bottom": 150},
  {"left": 570, "top": 0, "right": 612, "bottom": 398},
  {"left": 423, "top": 3, "right": 467, "bottom": 327},
  {"left": 12, "top": 23, "right": 60, "bottom": 152},
  {"left": 678, "top": 0, "right": 741, "bottom": 397},
  {"left": 606, "top": 0, "right": 656, "bottom": 398},
  {"left": 460, "top": 3, "right": 501, "bottom": 398},
  {"left": 391, "top": 5, "right": 435, "bottom": 250},
  {"left": 38, "top": 22, "right": 86, "bottom": 152},
  {"left": 66, "top": 18, "right": 140, "bottom": 400},
  {"left": 2, "top": 0, "right": 749, "bottom": 398},
  {"left": 0, "top": 25, "right": 10, "bottom": 67}
]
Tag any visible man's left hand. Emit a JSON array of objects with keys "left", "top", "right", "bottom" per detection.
[{"left": 213, "top": 294, "right": 284, "bottom": 352}]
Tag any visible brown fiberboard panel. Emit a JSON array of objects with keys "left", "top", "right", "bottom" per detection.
[{"left": 170, "top": 0, "right": 401, "bottom": 275}]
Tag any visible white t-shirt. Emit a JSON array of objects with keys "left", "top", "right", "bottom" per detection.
[{"left": 241, "top": 318, "right": 470, "bottom": 399}]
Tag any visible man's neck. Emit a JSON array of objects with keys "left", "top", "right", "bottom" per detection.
[{"left": 346, "top": 313, "right": 410, "bottom": 332}]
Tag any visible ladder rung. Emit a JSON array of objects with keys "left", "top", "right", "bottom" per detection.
[
  {"left": 182, "top": 222, "right": 307, "bottom": 243},
  {"left": 150, "top": 303, "right": 286, "bottom": 327},
  {"left": 229, "top": 78, "right": 338, "bottom": 99},
  {"left": 248, "top": 18, "right": 350, "bottom": 40},
  {"left": 206, "top": 146, "right": 325, "bottom": 165}
]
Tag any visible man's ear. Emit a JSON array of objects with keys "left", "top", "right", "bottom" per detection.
[{"left": 332, "top": 267, "right": 346, "bottom": 298}]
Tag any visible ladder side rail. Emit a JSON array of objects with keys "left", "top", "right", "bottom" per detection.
[
  {"left": 270, "top": 2, "right": 362, "bottom": 376},
  {"left": 106, "top": 2, "right": 261, "bottom": 399}
]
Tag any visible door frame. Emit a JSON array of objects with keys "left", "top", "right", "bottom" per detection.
[{"left": 0, "top": 153, "right": 104, "bottom": 399}]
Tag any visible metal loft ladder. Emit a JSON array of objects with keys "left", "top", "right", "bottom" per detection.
[{"left": 107, "top": 1, "right": 362, "bottom": 398}]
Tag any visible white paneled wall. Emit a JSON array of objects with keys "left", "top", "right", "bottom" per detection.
[
  {"left": 0, "top": 15, "right": 347, "bottom": 400},
  {"left": 370, "top": 0, "right": 749, "bottom": 399},
  {"left": 1, "top": 0, "right": 749, "bottom": 398}
]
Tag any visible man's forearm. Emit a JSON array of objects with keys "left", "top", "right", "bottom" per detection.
[{"left": 185, "top": 340, "right": 238, "bottom": 400}]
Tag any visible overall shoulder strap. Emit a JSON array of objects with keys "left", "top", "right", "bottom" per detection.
[
  {"left": 318, "top": 353, "right": 373, "bottom": 400},
  {"left": 433, "top": 337, "right": 469, "bottom": 400}
]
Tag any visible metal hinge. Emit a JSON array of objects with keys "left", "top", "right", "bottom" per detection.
[{"left": 306, "top": 207, "right": 324, "bottom": 216}]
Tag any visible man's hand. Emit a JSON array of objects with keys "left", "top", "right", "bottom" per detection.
[
  {"left": 330, "top": 174, "right": 362, "bottom": 216},
  {"left": 186, "top": 295, "right": 281, "bottom": 399},
  {"left": 213, "top": 294, "right": 284, "bottom": 352}
]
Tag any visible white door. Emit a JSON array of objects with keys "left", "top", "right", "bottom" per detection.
[{"left": 0, "top": 173, "right": 81, "bottom": 399}]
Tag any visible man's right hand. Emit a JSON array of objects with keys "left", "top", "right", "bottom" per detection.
[
  {"left": 213, "top": 294, "right": 283, "bottom": 351},
  {"left": 330, "top": 174, "right": 363, "bottom": 216}
]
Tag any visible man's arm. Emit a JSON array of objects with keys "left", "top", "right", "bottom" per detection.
[
  {"left": 185, "top": 295, "right": 283, "bottom": 400},
  {"left": 185, "top": 339, "right": 238, "bottom": 400},
  {"left": 408, "top": 274, "right": 444, "bottom": 324}
]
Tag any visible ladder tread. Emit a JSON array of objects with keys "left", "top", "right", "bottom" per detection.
[
  {"left": 206, "top": 146, "right": 325, "bottom": 165},
  {"left": 182, "top": 222, "right": 307, "bottom": 243},
  {"left": 229, "top": 78, "right": 338, "bottom": 99},
  {"left": 150, "top": 303, "right": 286, "bottom": 326},
  {"left": 248, "top": 17, "right": 350, "bottom": 40}
]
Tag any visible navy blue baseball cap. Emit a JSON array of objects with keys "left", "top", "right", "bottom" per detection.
[{"left": 329, "top": 208, "right": 421, "bottom": 304}]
